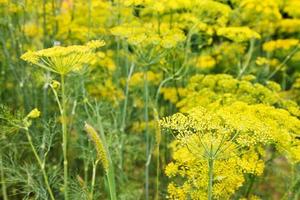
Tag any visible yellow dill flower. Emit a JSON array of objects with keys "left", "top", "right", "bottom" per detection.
[
  {"left": 86, "top": 40, "right": 106, "bottom": 50},
  {"left": 283, "top": 0, "right": 300, "bottom": 18},
  {"left": 165, "top": 162, "right": 178, "bottom": 177},
  {"left": 121, "top": 0, "right": 149, "bottom": 6},
  {"left": 111, "top": 22, "right": 185, "bottom": 49},
  {"left": 23, "top": 23, "right": 42, "bottom": 38},
  {"left": 160, "top": 87, "right": 187, "bottom": 104},
  {"left": 255, "top": 57, "right": 281, "bottom": 69},
  {"left": 195, "top": 0, "right": 232, "bottom": 26},
  {"left": 177, "top": 74, "right": 299, "bottom": 117},
  {"left": 278, "top": 19, "right": 300, "bottom": 34},
  {"left": 84, "top": 123, "right": 109, "bottom": 171},
  {"left": 217, "top": 27, "right": 261, "bottom": 42},
  {"left": 50, "top": 80, "right": 61, "bottom": 90},
  {"left": 160, "top": 30, "right": 186, "bottom": 49},
  {"left": 255, "top": 57, "right": 269, "bottom": 66},
  {"left": 263, "top": 39, "right": 299, "bottom": 52},
  {"left": 161, "top": 99, "right": 300, "bottom": 198},
  {"left": 229, "top": 0, "right": 281, "bottom": 35},
  {"left": 239, "top": 150, "right": 264, "bottom": 175},
  {"left": 129, "top": 71, "right": 162, "bottom": 87},
  {"left": 87, "top": 79, "right": 124, "bottom": 106},
  {"left": 26, "top": 108, "right": 41, "bottom": 119},
  {"left": 21, "top": 40, "right": 105, "bottom": 75},
  {"left": 194, "top": 55, "right": 216, "bottom": 70}
]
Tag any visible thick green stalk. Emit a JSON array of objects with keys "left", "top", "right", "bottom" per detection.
[
  {"left": 106, "top": 163, "right": 117, "bottom": 200},
  {"left": 61, "top": 75, "right": 69, "bottom": 200},
  {"left": 96, "top": 118, "right": 117, "bottom": 200},
  {"left": 155, "top": 145, "right": 160, "bottom": 200},
  {"left": 144, "top": 70, "right": 150, "bottom": 200},
  {"left": 25, "top": 128, "right": 55, "bottom": 200},
  {"left": 208, "top": 158, "right": 214, "bottom": 200},
  {"left": 119, "top": 62, "right": 135, "bottom": 171}
]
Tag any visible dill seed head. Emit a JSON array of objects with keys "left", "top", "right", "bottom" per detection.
[{"left": 84, "top": 122, "right": 109, "bottom": 172}]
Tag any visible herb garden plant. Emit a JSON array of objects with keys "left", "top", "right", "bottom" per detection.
[{"left": 0, "top": 0, "right": 300, "bottom": 199}]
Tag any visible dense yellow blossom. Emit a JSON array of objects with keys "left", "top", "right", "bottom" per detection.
[
  {"left": 177, "top": 74, "right": 300, "bottom": 117},
  {"left": 21, "top": 40, "right": 105, "bottom": 75},
  {"left": 263, "top": 39, "right": 299, "bottom": 52},
  {"left": 283, "top": 0, "right": 300, "bottom": 18},
  {"left": 231, "top": 0, "right": 281, "bottom": 35},
  {"left": 111, "top": 22, "right": 186, "bottom": 49},
  {"left": 277, "top": 19, "right": 300, "bottom": 34},
  {"left": 129, "top": 71, "right": 162, "bottom": 87},
  {"left": 216, "top": 27, "right": 261, "bottom": 42},
  {"left": 87, "top": 79, "right": 124, "bottom": 106},
  {"left": 161, "top": 101, "right": 300, "bottom": 198},
  {"left": 255, "top": 57, "right": 282, "bottom": 69},
  {"left": 160, "top": 87, "right": 187, "bottom": 104},
  {"left": 194, "top": 55, "right": 216, "bottom": 70}
]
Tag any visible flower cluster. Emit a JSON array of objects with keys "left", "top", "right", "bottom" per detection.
[
  {"left": 161, "top": 101, "right": 300, "bottom": 198},
  {"left": 21, "top": 40, "right": 105, "bottom": 75}
]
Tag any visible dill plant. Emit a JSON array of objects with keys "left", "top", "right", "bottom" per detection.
[
  {"left": 1, "top": 0, "right": 300, "bottom": 199},
  {"left": 0, "top": 106, "right": 56, "bottom": 199},
  {"left": 160, "top": 75, "right": 300, "bottom": 199},
  {"left": 21, "top": 40, "right": 105, "bottom": 200}
]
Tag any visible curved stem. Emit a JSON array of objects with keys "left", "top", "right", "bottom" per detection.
[{"left": 25, "top": 128, "right": 55, "bottom": 200}]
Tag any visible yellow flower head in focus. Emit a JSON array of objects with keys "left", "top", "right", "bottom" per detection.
[{"left": 21, "top": 40, "right": 105, "bottom": 75}]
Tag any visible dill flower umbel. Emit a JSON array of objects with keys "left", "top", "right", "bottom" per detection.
[
  {"left": 263, "top": 39, "right": 299, "bottom": 52},
  {"left": 111, "top": 22, "right": 186, "bottom": 49},
  {"left": 21, "top": 40, "right": 105, "bottom": 75},
  {"left": 216, "top": 27, "right": 261, "bottom": 42},
  {"left": 161, "top": 101, "right": 300, "bottom": 199}
]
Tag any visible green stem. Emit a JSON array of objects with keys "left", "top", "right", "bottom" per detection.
[
  {"left": 90, "top": 160, "right": 98, "bottom": 200},
  {"left": 208, "top": 158, "right": 214, "bottom": 200},
  {"left": 245, "top": 174, "right": 255, "bottom": 198},
  {"left": 267, "top": 45, "right": 299, "bottom": 80},
  {"left": 144, "top": 70, "right": 150, "bottom": 200},
  {"left": 237, "top": 39, "right": 255, "bottom": 78},
  {"left": 121, "top": 62, "right": 135, "bottom": 132},
  {"left": 61, "top": 75, "right": 69, "bottom": 200},
  {"left": 155, "top": 145, "right": 160, "bottom": 200},
  {"left": 106, "top": 165, "right": 117, "bottom": 200},
  {"left": 25, "top": 128, "right": 55, "bottom": 200},
  {"left": 120, "top": 62, "right": 135, "bottom": 171},
  {"left": 96, "top": 117, "right": 117, "bottom": 200}
]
